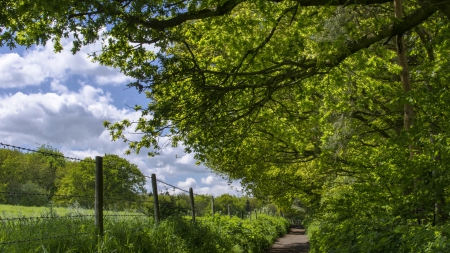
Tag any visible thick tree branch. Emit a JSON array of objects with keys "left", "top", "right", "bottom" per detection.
[{"left": 121, "top": 0, "right": 392, "bottom": 31}]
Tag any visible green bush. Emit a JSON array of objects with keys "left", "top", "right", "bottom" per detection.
[
  {"left": 307, "top": 217, "right": 450, "bottom": 253},
  {"left": 7, "top": 182, "right": 48, "bottom": 206}
]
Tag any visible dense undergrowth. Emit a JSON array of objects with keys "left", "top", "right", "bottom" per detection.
[
  {"left": 306, "top": 217, "right": 450, "bottom": 253},
  {"left": 1, "top": 208, "right": 289, "bottom": 253}
]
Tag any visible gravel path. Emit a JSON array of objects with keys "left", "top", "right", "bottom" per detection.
[{"left": 266, "top": 225, "right": 309, "bottom": 253}]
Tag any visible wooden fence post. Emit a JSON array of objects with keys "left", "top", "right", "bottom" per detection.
[
  {"left": 211, "top": 196, "right": 215, "bottom": 215},
  {"left": 255, "top": 210, "right": 257, "bottom": 220},
  {"left": 95, "top": 156, "right": 103, "bottom": 236},
  {"left": 246, "top": 199, "right": 250, "bottom": 220},
  {"left": 151, "top": 174, "right": 160, "bottom": 224},
  {"left": 189, "top": 187, "right": 195, "bottom": 222}
]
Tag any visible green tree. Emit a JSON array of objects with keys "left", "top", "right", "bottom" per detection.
[
  {"left": 194, "top": 195, "right": 213, "bottom": 216},
  {"left": 214, "top": 194, "right": 245, "bottom": 216},
  {"left": 0, "top": 149, "right": 24, "bottom": 197},
  {"left": 0, "top": 146, "right": 65, "bottom": 205},
  {"left": 55, "top": 154, "right": 146, "bottom": 208},
  {"left": 25, "top": 145, "right": 67, "bottom": 198}
]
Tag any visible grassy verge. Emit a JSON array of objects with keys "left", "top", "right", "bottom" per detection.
[{"left": 0, "top": 205, "right": 289, "bottom": 253}]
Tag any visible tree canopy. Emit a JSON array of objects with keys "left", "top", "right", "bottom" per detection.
[{"left": 4, "top": 0, "right": 450, "bottom": 250}]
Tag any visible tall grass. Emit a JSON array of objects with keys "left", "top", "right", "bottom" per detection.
[{"left": 0, "top": 205, "right": 289, "bottom": 253}]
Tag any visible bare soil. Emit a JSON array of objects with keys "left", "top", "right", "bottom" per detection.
[{"left": 266, "top": 225, "right": 309, "bottom": 253}]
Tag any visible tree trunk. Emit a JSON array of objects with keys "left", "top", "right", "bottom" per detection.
[
  {"left": 394, "top": 0, "right": 418, "bottom": 222},
  {"left": 394, "top": 0, "right": 414, "bottom": 140}
]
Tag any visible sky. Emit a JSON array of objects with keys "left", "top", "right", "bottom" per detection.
[{"left": 0, "top": 36, "right": 243, "bottom": 197}]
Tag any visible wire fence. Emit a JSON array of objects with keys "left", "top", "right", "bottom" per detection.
[
  {"left": 0, "top": 142, "right": 199, "bottom": 248},
  {"left": 0, "top": 142, "right": 290, "bottom": 249}
]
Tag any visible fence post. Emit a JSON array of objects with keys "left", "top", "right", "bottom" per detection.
[
  {"left": 95, "top": 156, "right": 103, "bottom": 237},
  {"left": 228, "top": 204, "right": 231, "bottom": 217},
  {"left": 255, "top": 210, "right": 257, "bottom": 220},
  {"left": 151, "top": 174, "right": 160, "bottom": 224},
  {"left": 246, "top": 199, "right": 250, "bottom": 220},
  {"left": 211, "top": 196, "right": 215, "bottom": 215},
  {"left": 189, "top": 187, "right": 195, "bottom": 222}
]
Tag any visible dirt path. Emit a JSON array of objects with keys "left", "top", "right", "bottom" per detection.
[{"left": 266, "top": 225, "right": 309, "bottom": 253}]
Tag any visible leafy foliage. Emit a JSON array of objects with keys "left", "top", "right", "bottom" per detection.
[{"left": 4, "top": 0, "right": 450, "bottom": 250}]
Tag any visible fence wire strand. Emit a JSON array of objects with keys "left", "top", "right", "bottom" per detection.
[
  {"left": 155, "top": 179, "right": 190, "bottom": 194},
  {"left": 0, "top": 142, "right": 94, "bottom": 163},
  {"left": 103, "top": 214, "right": 148, "bottom": 218}
]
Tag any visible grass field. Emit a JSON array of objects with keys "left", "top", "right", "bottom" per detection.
[
  {"left": 0, "top": 203, "right": 140, "bottom": 217},
  {"left": 1, "top": 204, "right": 81, "bottom": 217}
]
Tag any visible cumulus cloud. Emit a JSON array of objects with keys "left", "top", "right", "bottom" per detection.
[
  {"left": 0, "top": 85, "right": 133, "bottom": 146},
  {"left": 201, "top": 176, "right": 215, "bottom": 185},
  {"left": 178, "top": 178, "right": 198, "bottom": 189},
  {"left": 0, "top": 53, "right": 47, "bottom": 87},
  {"left": 195, "top": 181, "right": 243, "bottom": 196},
  {"left": 0, "top": 38, "right": 132, "bottom": 89},
  {"left": 175, "top": 152, "right": 195, "bottom": 164},
  {"left": 50, "top": 80, "right": 69, "bottom": 94}
]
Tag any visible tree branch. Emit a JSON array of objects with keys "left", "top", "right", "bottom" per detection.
[{"left": 121, "top": 0, "right": 393, "bottom": 31}]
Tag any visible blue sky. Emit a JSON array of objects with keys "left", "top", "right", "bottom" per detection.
[{"left": 0, "top": 36, "right": 242, "bottom": 196}]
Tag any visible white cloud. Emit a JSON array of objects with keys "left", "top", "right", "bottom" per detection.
[
  {"left": 175, "top": 152, "right": 195, "bottom": 164},
  {"left": 178, "top": 178, "right": 198, "bottom": 189},
  {"left": 201, "top": 176, "right": 215, "bottom": 185},
  {"left": 0, "top": 38, "right": 132, "bottom": 89},
  {"left": 0, "top": 53, "right": 47, "bottom": 87},
  {"left": 50, "top": 80, "right": 69, "bottom": 94},
  {"left": 0, "top": 85, "right": 135, "bottom": 149},
  {"left": 195, "top": 181, "right": 243, "bottom": 197}
]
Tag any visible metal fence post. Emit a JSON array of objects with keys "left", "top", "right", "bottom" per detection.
[
  {"left": 151, "top": 174, "right": 160, "bottom": 224},
  {"left": 95, "top": 156, "right": 103, "bottom": 236}
]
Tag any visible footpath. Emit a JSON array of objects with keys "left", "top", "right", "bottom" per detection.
[{"left": 266, "top": 225, "right": 309, "bottom": 253}]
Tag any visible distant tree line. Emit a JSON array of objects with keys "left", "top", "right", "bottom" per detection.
[
  {"left": 0, "top": 146, "right": 287, "bottom": 218},
  {"left": 146, "top": 193, "right": 273, "bottom": 219}
]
